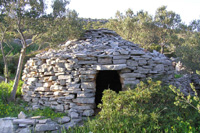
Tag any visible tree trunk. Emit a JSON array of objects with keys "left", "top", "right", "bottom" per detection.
[
  {"left": 160, "top": 44, "right": 164, "bottom": 54},
  {"left": 0, "top": 41, "right": 9, "bottom": 83},
  {"left": 10, "top": 48, "right": 26, "bottom": 101}
]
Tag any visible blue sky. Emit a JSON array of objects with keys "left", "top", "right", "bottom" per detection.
[{"left": 67, "top": 0, "right": 200, "bottom": 25}]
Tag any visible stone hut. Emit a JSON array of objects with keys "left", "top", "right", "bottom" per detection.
[{"left": 22, "top": 29, "right": 174, "bottom": 120}]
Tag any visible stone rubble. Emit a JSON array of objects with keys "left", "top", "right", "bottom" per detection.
[
  {"left": 21, "top": 29, "right": 174, "bottom": 127},
  {"left": 0, "top": 113, "right": 82, "bottom": 133}
]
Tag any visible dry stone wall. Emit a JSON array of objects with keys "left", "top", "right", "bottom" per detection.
[{"left": 22, "top": 29, "right": 174, "bottom": 124}]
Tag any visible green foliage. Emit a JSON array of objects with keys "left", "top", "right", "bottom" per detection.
[
  {"left": 68, "top": 80, "right": 200, "bottom": 132},
  {"left": 105, "top": 7, "right": 182, "bottom": 53},
  {"left": 174, "top": 74, "right": 183, "bottom": 79},
  {"left": 0, "top": 81, "right": 66, "bottom": 119},
  {"left": 175, "top": 33, "right": 200, "bottom": 72},
  {"left": 26, "top": 107, "right": 66, "bottom": 120},
  {"left": 0, "top": 99, "right": 28, "bottom": 117},
  {"left": 0, "top": 80, "right": 23, "bottom": 103},
  {"left": 170, "top": 83, "right": 200, "bottom": 113},
  {"left": 0, "top": 100, "right": 66, "bottom": 119}
]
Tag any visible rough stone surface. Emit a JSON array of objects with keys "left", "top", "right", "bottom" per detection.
[
  {"left": 35, "top": 123, "right": 59, "bottom": 132},
  {"left": 18, "top": 111, "right": 27, "bottom": 119},
  {"left": 21, "top": 28, "right": 174, "bottom": 128},
  {"left": 58, "top": 116, "right": 70, "bottom": 124},
  {"left": 0, "top": 118, "right": 15, "bottom": 133},
  {"left": 83, "top": 109, "right": 94, "bottom": 116}
]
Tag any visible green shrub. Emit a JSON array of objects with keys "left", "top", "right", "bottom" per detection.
[
  {"left": 68, "top": 79, "right": 200, "bottom": 132},
  {"left": 0, "top": 80, "right": 23, "bottom": 103},
  {"left": 176, "top": 43, "right": 200, "bottom": 72},
  {"left": 0, "top": 81, "right": 66, "bottom": 118}
]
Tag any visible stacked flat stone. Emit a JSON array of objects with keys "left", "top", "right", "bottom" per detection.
[{"left": 22, "top": 29, "right": 174, "bottom": 123}]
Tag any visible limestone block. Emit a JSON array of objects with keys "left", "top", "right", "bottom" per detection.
[
  {"left": 141, "top": 54, "right": 152, "bottom": 59},
  {"left": 44, "top": 71, "right": 54, "bottom": 76},
  {"left": 81, "top": 82, "right": 95, "bottom": 89},
  {"left": 131, "top": 56, "right": 142, "bottom": 61},
  {"left": 76, "top": 98, "right": 95, "bottom": 104},
  {"left": 138, "top": 59, "right": 147, "bottom": 65},
  {"left": 93, "top": 64, "right": 127, "bottom": 70},
  {"left": 113, "top": 60, "right": 126, "bottom": 64},
  {"left": 72, "top": 105, "right": 95, "bottom": 110},
  {"left": 58, "top": 75, "right": 72, "bottom": 80},
  {"left": 0, "top": 118, "right": 15, "bottom": 133},
  {"left": 51, "top": 104, "right": 64, "bottom": 112},
  {"left": 60, "top": 54, "right": 72, "bottom": 59},
  {"left": 32, "top": 98, "right": 39, "bottom": 103},
  {"left": 57, "top": 62, "right": 65, "bottom": 68},
  {"left": 136, "top": 67, "right": 150, "bottom": 74},
  {"left": 119, "top": 49, "right": 129, "bottom": 55},
  {"left": 65, "top": 63, "right": 73, "bottom": 70},
  {"left": 60, "top": 79, "right": 66, "bottom": 85},
  {"left": 67, "top": 59, "right": 78, "bottom": 64},
  {"left": 154, "top": 64, "right": 165, "bottom": 72},
  {"left": 43, "top": 82, "right": 52, "bottom": 88},
  {"left": 68, "top": 83, "right": 80, "bottom": 89},
  {"left": 18, "top": 111, "right": 27, "bottom": 119},
  {"left": 65, "top": 94, "right": 75, "bottom": 100},
  {"left": 77, "top": 92, "right": 95, "bottom": 98},
  {"left": 50, "top": 85, "right": 64, "bottom": 91},
  {"left": 22, "top": 75, "right": 28, "bottom": 81},
  {"left": 130, "top": 50, "right": 145, "bottom": 55},
  {"left": 36, "top": 83, "right": 43, "bottom": 87},
  {"left": 35, "top": 123, "right": 60, "bottom": 132},
  {"left": 113, "top": 51, "right": 120, "bottom": 55},
  {"left": 71, "top": 71, "right": 79, "bottom": 76},
  {"left": 78, "top": 61, "right": 97, "bottom": 65},
  {"left": 27, "top": 78, "right": 38, "bottom": 82},
  {"left": 123, "top": 80, "right": 140, "bottom": 85},
  {"left": 36, "top": 60, "right": 43, "bottom": 66},
  {"left": 127, "top": 60, "right": 138, "bottom": 67},
  {"left": 81, "top": 88, "right": 96, "bottom": 93},
  {"left": 55, "top": 72, "right": 65, "bottom": 76},
  {"left": 38, "top": 119, "right": 51, "bottom": 124},
  {"left": 64, "top": 105, "right": 69, "bottom": 110},
  {"left": 70, "top": 112, "right": 79, "bottom": 119},
  {"left": 124, "top": 78, "right": 136, "bottom": 81},
  {"left": 23, "top": 96, "right": 32, "bottom": 102},
  {"left": 149, "top": 70, "right": 158, "bottom": 74},
  {"left": 53, "top": 91, "right": 63, "bottom": 96},
  {"left": 47, "top": 66, "right": 53, "bottom": 71},
  {"left": 58, "top": 116, "right": 70, "bottom": 124},
  {"left": 80, "top": 75, "right": 95, "bottom": 81},
  {"left": 83, "top": 109, "right": 94, "bottom": 117},
  {"left": 113, "top": 55, "right": 130, "bottom": 60},
  {"left": 58, "top": 67, "right": 65, "bottom": 72},
  {"left": 98, "top": 58, "right": 112, "bottom": 64},
  {"left": 35, "top": 87, "right": 50, "bottom": 92},
  {"left": 13, "top": 119, "right": 36, "bottom": 125},
  {"left": 121, "top": 73, "right": 145, "bottom": 78},
  {"left": 80, "top": 70, "right": 96, "bottom": 75}
]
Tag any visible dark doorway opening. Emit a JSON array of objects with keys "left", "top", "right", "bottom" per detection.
[{"left": 95, "top": 70, "right": 122, "bottom": 107}]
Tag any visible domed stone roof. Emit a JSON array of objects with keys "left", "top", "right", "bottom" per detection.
[{"left": 22, "top": 29, "right": 174, "bottom": 126}]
